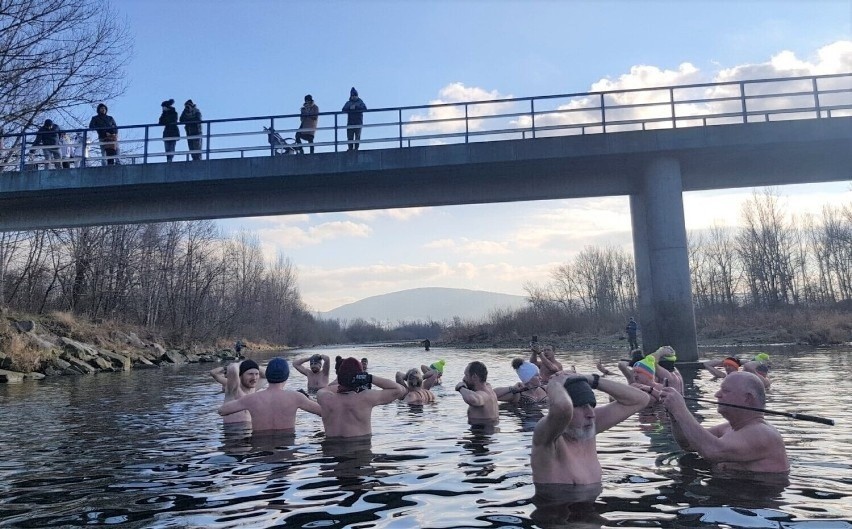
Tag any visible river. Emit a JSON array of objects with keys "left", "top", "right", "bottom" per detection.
[{"left": 1, "top": 345, "right": 850, "bottom": 528}]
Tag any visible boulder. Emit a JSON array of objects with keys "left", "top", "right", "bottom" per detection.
[
  {"left": 12, "top": 320, "right": 36, "bottom": 333},
  {"left": 0, "top": 369, "right": 25, "bottom": 383},
  {"left": 126, "top": 332, "right": 146, "bottom": 348},
  {"left": 133, "top": 356, "right": 159, "bottom": 369},
  {"left": 60, "top": 337, "right": 99, "bottom": 361},
  {"left": 64, "top": 355, "right": 96, "bottom": 375},
  {"left": 51, "top": 357, "right": 72, "bottom": 371},
  {"left": 161, "top": 350, "right": 187, "bottom": 364},
  {"left": 90, "top": 356, "right": 114, "bottom": 371},
  {"left": 23, "top": 372, "right": 45, "bottom": 380},
  {"left": 27, "top": 333, "right": 57, "bottom": 351},
  {"left": 151, "top": 343, "right": 166, "bottom": 355},
  {"left": 183, "top": 352, "right": 201, "bottom": 363},
  {"left": 98, "top": 350, "right": 132, "bottom": 372}
]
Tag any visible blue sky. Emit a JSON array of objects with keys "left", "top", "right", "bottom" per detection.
[{"left": 110, "top": 1, "right": 852, "bottom": 312}]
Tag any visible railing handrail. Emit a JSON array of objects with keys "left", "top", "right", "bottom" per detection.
[{"left": 2, "top": 72, "right": 850, "bottom": 170}]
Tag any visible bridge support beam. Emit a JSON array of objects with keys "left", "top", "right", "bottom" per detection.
[{"left": 630, "top": 157, "right": 698, "bottom": 361}]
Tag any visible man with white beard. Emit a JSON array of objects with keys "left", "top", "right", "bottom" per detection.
[{"left": 531, "top": 371, "right": 649, "bottom": 485}]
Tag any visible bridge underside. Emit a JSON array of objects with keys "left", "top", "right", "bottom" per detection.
[{"left": 1, "top": 117, "right": 850, "bottom": 360}]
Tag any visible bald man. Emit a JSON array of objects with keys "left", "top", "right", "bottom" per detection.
[{"left": 660, "top": 371, "right": 789, "bottom": 473}]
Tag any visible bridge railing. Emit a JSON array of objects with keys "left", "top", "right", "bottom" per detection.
[{"left": 1, "top": 73, "right": 850, "bottom": 172}]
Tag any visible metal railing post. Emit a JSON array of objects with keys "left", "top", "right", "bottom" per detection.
[
  {"left": 81, "top": 131, "right": 87, "bottom": 168},
  {"left": 398, "top": 109, "right": 403, "bottom": 148},
  {"left": 465, "top": 104, "right": 469, "bottom": 144},
  {"left": 270, "top": 118, "right": 275, "bottom": 156},
  {"left": 669, "top": 88, "right": 676, "bottom": 128},
  {"left": 143, "top": 125, "right": 149, "bottom": 164},
  {"left": 530, "top": 99, "right": 536, "bottom": 139},
  {"left": 205, "top": 122, "right": 211, "bottom": 160},
  {"left": 334, "top": 114, "right": 338, "bottom": 152},
  {"left": 812, "top": 77, "right": 822, "bottom": 118},
  {"left": 600, "top": 93, "right": 606, "bottom": 133},
  {"left": 739, "top": 82, "right": 747, "bottom": 123},
  {"left": 19, "top": 132, "right": 26, "bottom": 171}
]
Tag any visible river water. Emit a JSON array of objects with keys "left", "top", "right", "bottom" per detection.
[{"left": 1, "top": 345, "right": 850, "bottom": 528}]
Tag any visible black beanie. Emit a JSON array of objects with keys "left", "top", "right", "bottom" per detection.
[
  {"left": 564, "top": 378, "right": 597, "bottom": 408},
  {"left": 162, "top": 99, "right": 174, "bottom": 108},
  {"left": 239, "top": 359, "right": 259, "bottom": 376}
]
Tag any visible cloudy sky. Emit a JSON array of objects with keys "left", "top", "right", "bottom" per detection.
[{"left": 110, "top": 1, "right": 852, "bottom": 312}]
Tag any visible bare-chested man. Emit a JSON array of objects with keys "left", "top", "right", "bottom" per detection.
[
  {"left": 317, "top": 357, "right": 405, "bottom": 438},
  {"left": 660, "top": 371, "right": 788, "bottom": 473},
  {"left": 293, "top": 353, "right": 331, "bottom": 391},
  {"left": 218, "top": 358, "right": 321, "bottom": 432},
  {"left": 455, "top": 361, "right": 499, "bottom": 425},
  {"left": 531, "top": 372, "right": 649, "bottom": 484},
  {"left": 396, "top": 368, "right": 436, "bottom": 405},
  {"left": 530, "top": 345, "right": 563, "bottom": 383},
  {"left": 420, "top": 359, "right": 445, "bottom": 390},
  {"left": 209, "top": 359, "right": 264, "bottom": 424}
]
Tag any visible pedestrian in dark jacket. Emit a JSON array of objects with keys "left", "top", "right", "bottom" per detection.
[
  {"left": 30, "top": 119, "right": 63, "bottom": 169},
  {"left": 158, "top": 99, "right": 179, "bottom": 162},
  {"left": 342, "top": 87, "right": 367, "bottom": 151},
  {"left": 88, "top": 103, "right": 119, "bottom": 165},
  {"left": 179, "top": 99, "right": 203, "bottom": 161}
]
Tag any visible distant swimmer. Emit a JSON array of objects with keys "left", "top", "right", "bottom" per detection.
[
  {"left": 421, "top": 359, "right": 445, "bottom": 390},
  {"left": 743, "top": 353, "right": 772, "bottom": 389},
  {"left": 396, "top": 368, "right": 436, "bottom": 405},
  {"left": 703, "top": 356, "right": 742, "bottom": 379},
  {"left": 218, "top": 358, "right": 321, "bottom": 432},
  {"left": 293, "top": 353, "right": 331, "bottom": 391},
  {"left": 531, "top": 372, "right": 649, "bottom": 485},
  {"left": 209, "top": 362, "right": 251, "bottom": 424},
  {"left": 455, "top": 361, "right": 499, "bottom": 426},
  {"left": 660, "top": 371, "right": 789, "bottom": 473},
  {"left": 530, "top": 345, "right": 564, "bottom": 383},
  {"left": 317, "top": 357, "right": 405, "bottom": 438},
  {"left": 494, "top": 358, "right": 547, "bottom": 406}
]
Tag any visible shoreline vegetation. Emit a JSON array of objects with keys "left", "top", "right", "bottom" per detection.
[{"left": 1, "top": 305, "right": 849, "bottom": 383}]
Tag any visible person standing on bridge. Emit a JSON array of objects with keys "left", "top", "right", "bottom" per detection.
[
  {"left": 180, "top": 99, "right": 203, "bottom": 161},
  {"left": 159, "top": 99, "right": 179, "bottom": 162},
  {"left": 296, "top": 94, "right": 319, "bottom": 154},
  {"left": 30, "top": 119, "right": 63, "bottom": 170},
  {"left": 342, "top": 87, "right": 366, "bottom": 151},
  {"left": 88, "top": 103, "right": 119, "bottom": 166}
]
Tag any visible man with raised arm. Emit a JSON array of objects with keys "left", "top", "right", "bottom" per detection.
[
  {"left": 660, "top": 371, "right": 788, "bottom": 473},
  {"left": 455, "top": 361, "right": 499, "bottom": 425},
  {"left": 530, "top": 344, "right": 563, "bottom": 383},
  {"left": 218, "top": 358, "right": 321, "bottom": 432},
  {"left": 532, "top": 371, "right": 649, "bottom": 484},
  {"left": 316, "top": 357, "right": 405, "bottom": 438},
  {"left": 293, "top": 353, "right": 331, "bottom": 391},
  {"left": 396, "top": 368, "right": 436, "bottom": 405}
]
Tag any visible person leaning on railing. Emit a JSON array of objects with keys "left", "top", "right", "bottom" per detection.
[
  {"left": 29, "top": 119, "right": 63, "bottom": 170},
  {"left": 180, "top": 99, "right": 203, "bottom": 161},
  {"left": 88, "top": 103, "right": 119, "bottom": 166}
]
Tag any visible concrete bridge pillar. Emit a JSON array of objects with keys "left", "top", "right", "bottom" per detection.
[{"left": 629, "top": 157, "right": 698, "bottom": 361}]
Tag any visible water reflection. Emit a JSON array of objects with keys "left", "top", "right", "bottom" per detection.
[{"left": 531, "top": 482, "right": 605, "bottom": 528}]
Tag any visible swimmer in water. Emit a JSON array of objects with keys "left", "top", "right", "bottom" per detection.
[{"left": 494, "top": 358, "right": 547, "bottom": 406}]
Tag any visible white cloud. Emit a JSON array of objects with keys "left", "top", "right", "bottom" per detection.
[
  {"left": 256, "top": 220, "right": 371, "bottom": 249},
  {"left": 347, "top": 207, "right": 429, "bottom": 221},
  {"left": 422, "top": 237, "right": 511, "bottom": 255},
  {"left": 404, "top": 82, "right": 518, "bottom": 139}
]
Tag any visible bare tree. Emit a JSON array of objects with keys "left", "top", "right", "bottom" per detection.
[{"left": 1, "top": 0, "right": 132, "bottom": 163}]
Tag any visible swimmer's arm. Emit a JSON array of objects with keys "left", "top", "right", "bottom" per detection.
[
  {"left": 493, "top": 385, "right": 520, "bottom": 403},
  {"left": 539, "top": 354, "right": 561, "bottom": 373},
  {"left": 617, "top": 361, "right": 636, "bottom": 384},
  {"left": 532, "top": 373, "right": 573, "bottom": 446},
  {"left": 292, "top": 357, "right": 311, "bottom": 376},
  {"left": 321, "top": 355, "right": 331, "bottom": 376},
  {"left": 366, "top": 376, "right": 406, "bottom": 405},
  {"left": 218, "top": 394, "right": 250, "bottom": 416},
  {"left": 395, "top": 371, "right": 410, "bottom": 399},
  {"left": 703, "top": 361, "right": 727, "bottom": 379},
  {"left": 594, "top": 377, "right": 650, "bottom": 433},
  {"left": 297, "top": 393, "right": 322, "bottom": 416},
  {"left": 210, "top": 366, "right": 227, "bottom": 385},
  {"left": 457, "top": 386, "right": 487, "bottom": 407}
]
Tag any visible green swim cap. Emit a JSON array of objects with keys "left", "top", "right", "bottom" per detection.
[
  {"left": 655, "top": 346, "right": 677, "bottom": 362},
  {"left": 754, "top": 353, "right": 770, "bottom": 362},
  {"left": 430, "top": 359, "right": 446, "bottom": 374},
  {"left": 633, "top": 355, "right": 656, "bottom": 380}
]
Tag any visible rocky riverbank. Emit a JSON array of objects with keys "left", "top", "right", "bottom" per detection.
[{"left": 0, "top": 315, "right": 243, "bottom": 384}]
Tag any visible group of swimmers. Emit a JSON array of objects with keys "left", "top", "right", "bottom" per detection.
[{"left": 210, "top": 343, "right": 788, "bottom": 491}]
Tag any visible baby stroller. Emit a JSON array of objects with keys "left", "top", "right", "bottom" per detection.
[{"left": 264, "top": 126, "right": 297, "bottom": 156}]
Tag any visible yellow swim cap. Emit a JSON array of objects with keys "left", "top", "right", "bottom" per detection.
[
  {"left": 430, "top": 359, "right": 446, "bottom": 374},
  {"left": 633, "top": 355, "right": 656, "bottom": 380},
  {"left": 754, "top": 353, "right": 770, "bottom": 362}
]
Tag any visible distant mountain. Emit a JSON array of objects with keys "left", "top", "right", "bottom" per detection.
[{"left": 319, "top": 287, "right": 528, "bottom": 323}]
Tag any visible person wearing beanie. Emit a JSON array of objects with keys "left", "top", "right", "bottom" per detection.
[
  {"left": 293, "top": 353, "right": 331, "bottom": 390},
  {"left": 179, "top": 99, "right": 203, "bottom": 160},
  {"left": 455, "top": 361, "right": 499, "bottom": 426},
  {"left": 316, "top": 357, "right": 405, "bottom": 438},
  {"left": 395, "top": 368, "right": 436, "bottom": 405},
  {"left": 743, "top": 353, "right": 772, "bottom": 389},
  {"left": 531, "top": 371, "right": 649, "bottom": 485},
  {"left": 88, "top": 102, "right": 119, "bottom": 165},
  {"left": 209, "top": 359, "right": 264, "bottom": 426},
  {"left": 494, "top": 358, "right": 547, "bottom": 405},
  {"left": 219, "top": 357, "right": 321, "bottom": 432},
  {"left": 158, "top": 99, "right": 179, "bottom": 162},
  {"left": 295, "top": 94, "right": 319, "bottom": 154},
  {"left": 420, "top": 359, "right": 445, "bottom": 389},
  {"left": 341, "top": 86, "right": 367, "bottom": 151},
  {"left": 650, "top": 346, "right": 683, "bottom": 393},
  {"left": 703, "top": 356, "right": 743, "bottom": 380}
]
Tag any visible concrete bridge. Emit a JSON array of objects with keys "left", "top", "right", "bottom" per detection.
[{"left": 2, "top": 73, "right": 851, "bottom": 360}]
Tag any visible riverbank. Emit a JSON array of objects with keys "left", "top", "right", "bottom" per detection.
[{"left": 0, "top": 309, "right": 283, "bottom": 382}]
